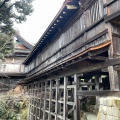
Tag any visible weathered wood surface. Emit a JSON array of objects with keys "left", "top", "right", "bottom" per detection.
[
  {"left": 25, "top": 0, "right": 120, "bottom": 77},
  {"left": 22, "top": 0, "right": 120, "bottom": 79},
  {"left": 25, "top": 0, "right": 109, "bottom": 75},
  {"left": 78, "top": 90, "right": 120, "bottom": 97},
  {"left": 24, "top": 57, "right": 120, "bottom": 83},
  {"left": 28, "top": 75, "right": 78, "bottom": 120},
  {"left": 24, "top": 1, "right": 120, "bottom": 120}
]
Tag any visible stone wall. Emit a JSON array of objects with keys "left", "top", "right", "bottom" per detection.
[{"left": 97, "top": 97, "right": 120, "bottom": 120}]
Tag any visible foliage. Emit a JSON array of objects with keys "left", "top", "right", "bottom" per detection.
[
  {"left": 0, "top": 95, "right": 29, "bottom": 120},
  {"left": 0, "top": 0, "right": 34, "bottom": 62},
  {"left": 0, "top": 33, "right": 14, "bottom": 62},
  {"left": 0, "top": 0, "right": 34, "bottom": 34}
]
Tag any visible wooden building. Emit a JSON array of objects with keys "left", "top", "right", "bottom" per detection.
[
  {"left": 19, "top": 0, "right": 120, "bottom": 119},
  {"left": 0, "top": 33, "right": 33, "bottom": 92}
]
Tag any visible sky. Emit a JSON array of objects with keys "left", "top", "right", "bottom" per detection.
[{"left": 15, "top": 0, "right": 65, "bottom": 45}]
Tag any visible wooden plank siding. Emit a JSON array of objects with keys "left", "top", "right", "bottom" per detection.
[
  {"left": 106, "top": 0, "right": 120, "bottom": 16},
  {"left": 25, "top": 0, "right": 111, "bottom": 76},
  {"left": 104, "top": 0, "right": 120, "bottom": 22}
]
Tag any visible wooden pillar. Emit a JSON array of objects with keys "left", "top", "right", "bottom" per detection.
[
  {"left": 48, "top": 80, "right": 52, "bottom": 120},
  {"left": 55, "top": 79, "right": 59, "bottom": 120},
  {"left": 74, "top": 74, "right": 80, "bottom": 120},
  {"left": 43, "top": 82, "right": 46, "bottom": 120},
  {"left": 39, "top": 82, "right": 42, "bottom": 120},
  {"left": 108, "top": 66, "right": 120, "bottom": 90},
  {"left": 95, "top": 75, "right": 100, "bottom": 109},
  {"left": 95, "top": 75, "right": 100, "bottom": 91},
  {"left": 108, "top": 22, "right": 120, "bottom": 91},
  {"left": 28, "top": 98, "right": 31, "bottom": 120},
  {"left": 63, "top": 77, "right": 68, "bottom": 120}
]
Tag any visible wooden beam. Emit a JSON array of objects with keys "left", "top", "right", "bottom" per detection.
[
  {"left": 77, "top": 90, "right": 120, "bottom": 97},
  {"left": 74, "top": 74, "right": 80, "bottom": 120},
  {"left": 88, "top": 46, "right": 108, "bottom": 56},
  {"left": 104, "top": 10, "right": 120, "bottom": 23},
  {"left": 80, "top": 82, "right": 95, "bottom": 86},
  {"left": 88, "top": 56, "right": 107, "bottom": 61},
  {"left": 101, "top": 68, "right": 108, "bottom": 72},
  {"left": 103, "top": 0, "right": 116, "bottom": 7},
  {"left": 20, "top": 57, "right": 120, "bottom": 84},
  {"left": 114, "top": 65, "right": 120, "bottom": 71},
  {"left": 112, "top": 33, "right": 120, "bottom": 38}
]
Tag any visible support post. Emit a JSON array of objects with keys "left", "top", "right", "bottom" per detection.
[
  {"left": 74, "top": 74, "right": 80, "bottom": 120},
  {"left": 63, "top": 77, "right": 68, "bottom": 120},
  {"left": 48, "top": 80, "right": 52, "bottom": 120},
  {"left": 55, "top": 79, "right": 59, "bottom": 120},
  {"left": 108, "top": 22, "right": 120, "bottom": 91},
  {"left": 95, "top": 75, "right": 100, "bottom": 110},
  {"left": 43, "top": 82, "right": 46, "bottom": 120},
  {"left": 108, "top": 66, "right": 120, "bottom": 90}
]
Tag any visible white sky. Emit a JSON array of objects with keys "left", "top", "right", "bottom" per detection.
[{"left": 15, "top": 0, "right": 65, "bottom": 45}]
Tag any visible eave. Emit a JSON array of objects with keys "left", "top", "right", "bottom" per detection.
[{"left": 23, "top": 0, "right": 79, "bottom": 65}]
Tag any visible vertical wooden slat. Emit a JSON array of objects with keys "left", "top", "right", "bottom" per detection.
[
  {"left": 28, "top": 97, "right": 31, "bottom": 120},
  {"left": 39, "top": 82, "right": 42, "bottom": 120},
  {"left": 43, "top": 82, "right": 46, "bottom": 120},
  {"left": 98, "top": 0, "right": 103, "bottom": 17},
  {"left": 55, "top": 79, "right": 59, "bottom": 120},
  {"left": 48, "top": 80, "right": 52, "bottom": 120},
  {"left": 74, "top": 74, "right": 80, "bottom": 120},
  {"left": 95, "top": 75, "right": 100, "bottom": 109},
  {"left": 96, "top": 1, "right": 99, "bottom": 21},
  {"left": 63, "top": 77, "right": 68, "bottom": 120},
  {"left": 92, "top": 3, "right": 96, "bottom": 23},
  {"left": 95, "top": 75, "right": 100, "bottom": 91}
]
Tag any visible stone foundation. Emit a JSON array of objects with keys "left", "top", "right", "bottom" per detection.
[{"left": 97, "top": 97, "right": 120, "bottom": 120}]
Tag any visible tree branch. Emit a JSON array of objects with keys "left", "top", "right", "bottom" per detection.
[
  {"left": 2, "top": 2, "right": 19, "bottom": 21},
  {"left": 0, "top": 0, "right": 10, "bottom": 9}
]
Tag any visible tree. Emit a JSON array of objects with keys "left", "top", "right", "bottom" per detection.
[
  {"left": 0, "top": 0, "right": 34, "bottom": 34},
  {"left": 0, "top": 33, "right": 14, "bottom": 61},
  {"left": 0, "top": 0, "right": 34, "bottom": 62}
]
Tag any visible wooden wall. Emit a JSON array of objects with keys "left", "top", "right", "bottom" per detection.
[{"left": 25, "top": 0, "right": 120, "bottom": 76}]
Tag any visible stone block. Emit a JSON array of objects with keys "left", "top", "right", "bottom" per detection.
[
  {"left": 100, "top": 98, "right": 104, "bottom": 105},
  {"left": 106, "top": 98, "right": 113, "bottom": 107},
  {"left": 100, "top": 97, "right": 107, "bottom": 106},
  {"left": 111, "top": 107, "right": 120, "bottom": 117},
  {"left": 99, "top": 105, "right": 107, "bottom": 114},
  {"left": 106, "top": 107, "right": 112, "bottom": 116},
  {"left": 119, "top": 111, "right": 120, "bottom": 118},
  {"left": 112, "top": 98, "right": 120, "bottom": 107},
  {"left": 99, "top": 113, "right": 106, "bottom": 120},
  {"left": 99, "top": 105, "right": 103, "bottom": 112},
  {"left": 103, "top": 98, "right": 107, "bottom": 106},
  {"left": 106, "top": 115, "right": 113, "bottom": 120},
  {"left": 111, "top": 116, "right": 120, "bottom": 120}
]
